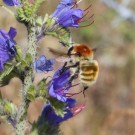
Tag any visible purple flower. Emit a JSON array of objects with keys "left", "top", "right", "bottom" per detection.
[
  {"left": 34, "top": 55, "right": 54, "bottom": 73},
  {"left": 66, "top": 98, "right": 76, "bottom": 108},
  {"left": 52, "top": 0, "right": 75, "bottom": 18},
  {"left": 0, "top": 27, "right": 17, "bottom": 71},
  {"left": 41, "top": 98, "right": 84, "bottom": 125},
  {"left": 48, "top": 67, "right": 71, "bottom": 102},
  {"left": 3, "top": 0, "right": 20, "bottom": 6},
  {"left": 41, "top": 104, "right": 73, "bottom": 125},
  {"left": 51, "top": 0, "right": 93, "bottom": 28}
]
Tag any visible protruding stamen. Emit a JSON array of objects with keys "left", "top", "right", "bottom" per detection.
[
  {"left": 76, "top": 0, "right": 83, "bottom": 4},
  {"left": 78, "top": 11, "right": 90, "bottom": 22},
  {"left": 71, "top": 1, "right": 78, "bottom": 8},
  {"left": 56, "top": 83, "right": 80, "bottom": 97},
  {"left": 84, "top": 4, "right": 92, "bottom": 12},
  {"left": 70, "top": 104, "right": 85, "bottom": 115},
  {"left": 78, "top": 14, "right": 94, "bottom": 23},
  {"left": 65, "top": 90, "right": 82, "bottom": 97},
  {"left": 79, "top": 20, "right": 94, "bottom": 28}
]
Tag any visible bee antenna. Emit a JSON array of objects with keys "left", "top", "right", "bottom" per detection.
[{"left": 59, "top": 62, "right": 68, "bottom": 75}]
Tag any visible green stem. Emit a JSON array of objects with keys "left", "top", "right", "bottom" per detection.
[{"left": 15, "top": 26, "right": 37, "bottom": 135}]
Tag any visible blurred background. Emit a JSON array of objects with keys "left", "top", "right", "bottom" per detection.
[{"left": 0, "top": 0, "right": 135, "bottom": 135}]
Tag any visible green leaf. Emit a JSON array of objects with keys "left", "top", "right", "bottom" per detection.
[
  {"left": 16, "top": 46, "right": 23, "bottom": 60},
  {"left": 15, "top": 53, "right": 32, "bottom": 74},
  {"left": 31, "top": 0, "right": 45, "bottom": 16},
  {"left": 43, "top": 14, "right": 49, "bottom": 24},
  {"left": 16, "top": 0, "right": 45, "bottom": 23},
  {"left": 17, "top": 60, "right": 27, "bottom": 71},
  {"left": 0, "top": 62, "right": 25, "bottom": 86},
  {"left": 49, "top": 98, "right": 66, "bottom": 117},
  {"left": 30, "top": 128, "right": 39, "bottom": 135},
  {"left": 36, "top": 16, "right": 43, "bottom": 27},
  {"left": 0, "top": 65, "right": 14, "bottom": 86},
  {"left": 37, "top": 79, "right": 48, "bottom": 98},
  {"left": 0, "top": 65, "right": 14, "bottom": 79},
  {"left": 26, "top": 85, "right": 36, "bottom": 101},
  {"left": 3, "top": 100, "right": 17, "bottom": 115},
  {"left": 25, "top": 53, "right": 33, "bottom": 64}
]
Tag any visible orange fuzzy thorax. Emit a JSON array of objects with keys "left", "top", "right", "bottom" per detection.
[{"left": 71, "top": 44, "right": 93, "bottom": 59}]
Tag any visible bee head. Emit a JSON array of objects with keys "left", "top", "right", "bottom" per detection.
[{"left": 68, "top": 44, "right": 94, "bottom": 59}]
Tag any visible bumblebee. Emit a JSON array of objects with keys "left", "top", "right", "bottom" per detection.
[
  {"left": 49, "top": 44, "right": 99, "bottom": 96},
  {"left": 67, "top": 44, "right": 98, "bottom": 91}
]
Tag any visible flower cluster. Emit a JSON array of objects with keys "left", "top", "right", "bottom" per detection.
[
  {"left": 34, "top": 65, "right": 84, "bottom": 125},
  {"left": 0, "top": 27, "right": 17, "bottom": 71},
  {"left": 51, "top": 0, "right": 93, "bottom": 28},
  {"left": 34, "top": 57, "right": 84, "bottom": 124},
  {"left": 39, "top": 66, "right": 85, "bottom": 125}
]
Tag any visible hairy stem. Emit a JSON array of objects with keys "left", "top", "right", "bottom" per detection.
[{"left": 15, "top": 25, "right": 37, "bottom": 135}]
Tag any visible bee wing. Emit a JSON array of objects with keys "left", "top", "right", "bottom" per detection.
[
  {"left": 48, "top": 47, "right": 71, "bottom": 63},
  {"left": 56, "top": 56, "right": 71, "bottom": 63},
  {"left": 48, "top": 47, "right": 67, "bottom": 56}
]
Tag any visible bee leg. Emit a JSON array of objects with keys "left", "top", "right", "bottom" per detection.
[
  {"left": 68, "top": 74, "right": 78, "bottom": 84},
  {"left": 68, "top": 66, "right": 79, "bottom": 84},
  {"left": 68, "top": 62, "right": 80, "bottom": 68},
  {"left": 60, "top": 62, "right": 80, "bottom": 75},
  {"left": 59, "top": 62, "right": 68, "bottom": 75},
  {"left": 83, "top": 86, "right": 88, "bottom": 97},
  {"left": 63, "top": 62, "right": 68, "bottom": 68}
]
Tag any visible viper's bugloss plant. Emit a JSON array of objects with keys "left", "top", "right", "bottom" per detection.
[{"left": 0, "top": 0, "right": 95, "bottom": 135}]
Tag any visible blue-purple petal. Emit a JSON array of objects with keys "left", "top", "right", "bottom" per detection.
[
  {"left": 8, "top": 27, "right": 17, "bottom": 39},
  {"left": 3, "top": 0, "right": 20, "bottom": 6},
  {"left": 53, "top": 69, "right": 70, "bottom": 89},
  {"left": 58, "top": 9, "right": 83, "bottom": 27},
  {"left": 41, "top": 104, "right": 73, "bottom": 125},
  {"left": 52, "top": 0, "right": 74, "bottom": 17},
  {"left": 49, "top": 84, "right": 67, "bottom": 102},
  {"left": 0, "top": 27, "right": 17, "bottom": 71},
  {"left": 66, "top": 98, "right": 76, "bottom": 108},
  {"left": 34, "top": 55, "right": 54, "bottom": 73},
  {"left": 48, "top": 67, "right": 71, "bottom": 102},
  {"left": 51, "top": 0, "right": 84, "bottom": 27}
]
